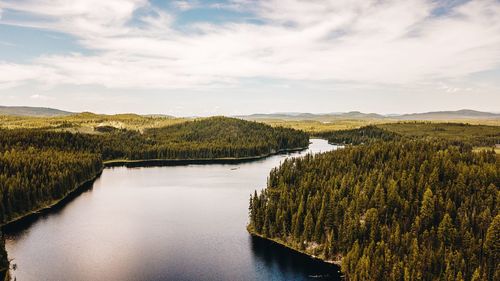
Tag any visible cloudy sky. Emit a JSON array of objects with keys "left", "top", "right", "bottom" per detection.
[{"left": 0, "top": 0, "right": 499, "bottom": 116}]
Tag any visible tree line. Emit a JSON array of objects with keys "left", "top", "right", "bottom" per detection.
[
  {"left": 249, "top": 139, "right": 499, "bottom": 280},
  {"left": 315, "top": 125, "right": 400, "bottom": 145},
  {"left": 318, "top": 122, "right": 500, "bottom": 147}
]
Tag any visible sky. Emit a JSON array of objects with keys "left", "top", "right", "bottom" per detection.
[{"left": 0, "top": 0, "right": 499, "bottom": 116}]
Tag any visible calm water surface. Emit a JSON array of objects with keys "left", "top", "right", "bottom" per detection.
[{"left": 4, "top": 139, "right": 342, "bottom": 281}]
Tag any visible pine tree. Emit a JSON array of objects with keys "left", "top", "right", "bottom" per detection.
[
  {"left": 438, "top": 213, "right": 456, "bottom": 248},
  {"left": 420, "top": 187, "right": 435, "bottom": 229},
  {"left": 484, "top": 214, "right": 500, "bottom": 280}
]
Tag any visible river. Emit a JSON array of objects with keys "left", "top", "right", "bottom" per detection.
[{"left": 4, "top": 139, "right": 342, "bottom": 281}]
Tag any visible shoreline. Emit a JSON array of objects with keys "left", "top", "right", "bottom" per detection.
[
  {"left": 102, "top": 146, "right": 308, "bottom": 167},
  {"left": 247, "top": 228, "right": 342, "bottom": 267},
  {"left": 1, "top": 145, "right": 308, "bottom": 228},
  {"left": 0, "top": 168, "right": 104, "bottom": 228}
]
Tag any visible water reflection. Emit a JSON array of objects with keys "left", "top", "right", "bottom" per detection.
[
  {"left": 250, "top": 236, "right": 342, "bottom": 280},
  {"left": 3, "top": 179, "right": 97, "bottom": 237}
]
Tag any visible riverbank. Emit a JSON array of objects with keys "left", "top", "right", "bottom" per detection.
[
  {"left": 247, "top": 227, "right": 343, "bottom": 267},
  {"left": 0, "top": 168, "right": 104, "bottom": 228},
  {"left": 103, "top": 146, "right": 308, "bottom": 167}
]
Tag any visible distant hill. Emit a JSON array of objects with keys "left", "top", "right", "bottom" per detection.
[
  {"left": 239, "top": 109, "right": 499, "bottom": 121},
  {"left": 240, "top": 111, "right": 385, "bottom": 121},
  {"left": 397, "top": 109, "right": 500, "bottom": 120},
  {"left": 143, "top": 114, "right": 176, "bottom": 118},
  {"left": 338, "top": 111, "right": 386, "bottom": 119},
  {"left": 0, "top": 106, "right": 73, "bottom": 117}
]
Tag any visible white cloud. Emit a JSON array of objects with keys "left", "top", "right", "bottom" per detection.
[
  {"left": 437, "top": 82, "right": 473, "bottom": 93},
  {"left": 0, "top": 63, "right": 59, "bottom": 89},
  {"left": 209, "top": 0, "right": 254, "bottom": 12},
  {"left": 30, "top": 93, "right": 53, "bottom": 100},
  {"left": 173, "top": 1, "right": 199, "bottom": 11},
  {"left": 0, "top": 0, "right": 148, "bottom": 36},
  {"left": 0, "top": 0, "right": 499, "bottom": 90}
]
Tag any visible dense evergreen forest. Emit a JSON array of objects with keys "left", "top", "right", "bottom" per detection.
[
  {"left": 0, "top": 117, "right": 307, "bottom": 278},
  {"left": 0, "top": 117, "right": 308, "bottom": 160},
  {"left": 249, "top": 138, "right": 499, "bottom": 280},
  {"left": 318, "top": 122, "right": 500, "bottom": 147},
  {"left": 378, "top": 123, "right": 500, "bottom": 147},
  {"left": 316, "top": 125, "right": 400, "bottom": 145},
  {"left": 0, "top": 148, "right": 102, "bottom": 224}
]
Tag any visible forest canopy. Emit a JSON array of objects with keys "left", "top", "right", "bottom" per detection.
[
  {"left": 318, "top": 122, "right": 500, "bottom": 147},
  {"left": 250, "top": 131, "right": 499, "bottom": 280}
]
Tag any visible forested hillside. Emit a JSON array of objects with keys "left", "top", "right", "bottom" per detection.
[
  {"left": 379, "top": 123, "right": 500, "bottom": 147},
  {"left": 320, "top": 123, "right": 500, "bottom": 147},
  {"left": 0, "top": 111, "right": 185, "bottom": 132},
  {"left": 249, "top": 140, "right": 499, "bottom": 280},
  {"left": 0, "top": 117, "right": 308, "bottom": 161},
  {"left": 0, "top": 149, "right": 103, "bottom": 224},
  {"left": 316, "top": 125, "right": 399, "bottom": 145}
]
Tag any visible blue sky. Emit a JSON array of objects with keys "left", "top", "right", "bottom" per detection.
[{"left": 0, "top": 0, "right": 499, "bottom": 116}]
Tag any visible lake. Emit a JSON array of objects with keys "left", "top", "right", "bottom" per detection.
[{"left": 4, "top": 139, "right": 342, "bottom": 281}]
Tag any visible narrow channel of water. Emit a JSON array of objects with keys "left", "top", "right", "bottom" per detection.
[{"left": 4, "top": 139, "right": 342, "bottom": 281}]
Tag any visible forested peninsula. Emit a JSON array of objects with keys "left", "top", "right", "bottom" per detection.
[
  {"left": 0, "top": 117, "right": 308, "bottom": 225},
  {"left": 249, "top": 124, "right": 499, "bottom": 281},
  {"left": 0, "top": 116, "right": 308, "bottom": 278}
]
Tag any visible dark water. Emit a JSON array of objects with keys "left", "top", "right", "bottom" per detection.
[{"left": 4, "top": 139, "right": 342, "bottom": 281}]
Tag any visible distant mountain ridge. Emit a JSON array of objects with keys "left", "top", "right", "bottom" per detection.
[
  {"left": 0, "top": 106, "right": 73, "bottom": 117},
  {"left": 397, "top": 109, "right": 500, "bottom": 120},
  {"left": 240, "top": 109, "right": 500, "bottom": 121},
  {"left": 240, "top": 111, "right": 385, "bottom": 121},
  {"left": 0, "top": 106, "right": 498, "bottom": 120}
]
